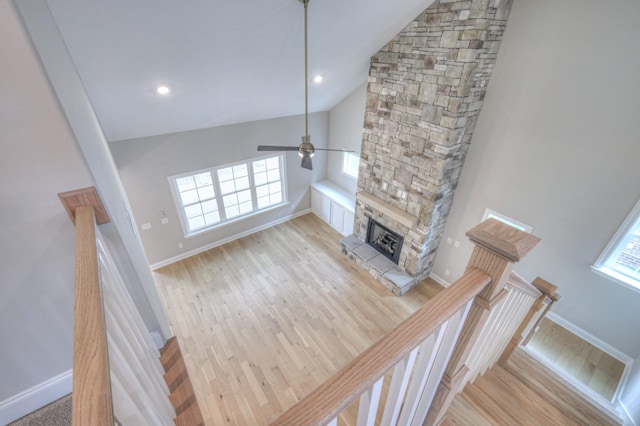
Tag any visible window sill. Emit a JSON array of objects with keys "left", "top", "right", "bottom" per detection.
[
  {"left": 590, "top": 265, "right": 640, "bottom": 295},
  {"left": 183, "top": 202, "right": 290, "bottom": 239}
]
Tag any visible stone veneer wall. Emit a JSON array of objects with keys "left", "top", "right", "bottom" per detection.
[{"left": 354, "top": 0, "right": 513, "bottom": 283}]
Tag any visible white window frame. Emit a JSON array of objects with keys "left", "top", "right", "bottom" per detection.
[
  {"left": 481, "top": 208, "right": 533, "bottom": 233},
  {"left": 169, "top": 154, "right": 288, "bottom": 238},
  {"left": 342, "top": 152, "right": 360, "bottom": 180},
  {"left": 591, "top": 198, "right": 640, "bottom": 293}
]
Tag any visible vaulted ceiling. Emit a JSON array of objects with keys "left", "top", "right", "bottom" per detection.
[{"left": 44, "top": 0, "right": 434, "bottom": 142}]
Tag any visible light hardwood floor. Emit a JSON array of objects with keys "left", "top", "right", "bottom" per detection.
[
  {"left": 153, "top": 213, "right": 618, "bottom": 425},
  {"left": 526, "top": 318, "right": 625, "bottom": 401},
  {"left": 445, "top": 348, "right": 619, "bottom": 425},
  {"left": 153, "top": 214, "right": 443, "bottom": 425}
]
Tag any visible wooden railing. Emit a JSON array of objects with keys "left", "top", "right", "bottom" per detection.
[
  {"left": 272, "top": 219, "right": 542, "bottom": 425},
  {"left": 72, "top": 204, "right": 114, "bottom": 425},
  {"left": 62, "top": 187, "right": 201, "bottom": 425}
]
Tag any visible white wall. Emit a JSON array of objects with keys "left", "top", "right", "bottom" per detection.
[
  {"left": 109, "top": 112, "right": 328, "bottom": 266},
  {"left": 431, "top": 0, "right": 640, "bottom": 358},
  {"left": 0, "top": 0, "right": 93, "bottom": 408},
  {"left": 621, "top": 357, "right": 640, "bottom": 424},
  {"left": 327, "top": 82, "right": 367, "bottom": 194}
]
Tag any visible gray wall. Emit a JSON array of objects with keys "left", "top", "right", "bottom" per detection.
[
  {"left": 109, "top": 112, "right": 329, "bottom": 266},
  {"left": 326, "top": 82, "right": 367, "bottom": 195},
  {"left": 16, "top": 0, "right": 172, "bottom": 343},
  {"left": 431, "top": 0, "right": 640, "bottom": 358},
  {"left": 0, "top": 0, "right": 93, "bottom": 401}
]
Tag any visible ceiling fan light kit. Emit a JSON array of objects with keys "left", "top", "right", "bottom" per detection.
[{"left": 257, "top": 0, "right": 353, "bottom": 170}]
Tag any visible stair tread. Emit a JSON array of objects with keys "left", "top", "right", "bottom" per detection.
[{"left": 174, "top": 400, "right": 205, "bottom": 426}]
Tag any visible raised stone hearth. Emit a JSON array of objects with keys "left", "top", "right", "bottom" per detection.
[
  {"left": 348, "top": 0, "right": 513, "bottom": 293},
  {"left": 341, "top": 234, "right": 415, "bottom": 295}
]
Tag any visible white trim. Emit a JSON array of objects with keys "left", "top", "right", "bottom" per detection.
[
  {"left": 429, "top": 272, "right": 452, "bottom": 288},
  {"left": 591, "top": 265, "right": 640, "bottom": 295},
  {"left": 150, "top": 209, "right": 311, "bottom": 270},
  {"left": 545, "top": 312, "right": 633, "bottom": 365},
  {"left": 482, "top": 208, "right": 533, "bottom": 233},
  {"left": 0, "top": 369, "right": 72, "bottom": 425},
  {"left": 522, "top": 346, "right": 624, "bottom": 423},
  {"left": 592, "top": 198, "right": 640, "bottom": 292}
]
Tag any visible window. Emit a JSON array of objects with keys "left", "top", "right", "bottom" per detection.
[
  {"left": 592, "top": 198, "right": 640, "bottom": 292},
  {"left": 481, "top": 208, "right": 533, "bottom": 233},
  {"left": 170, "top": 154, "right": 287, "bottom": 236},
  {"left": 342, "top": 152, "right": 360, "bottom": 180}
]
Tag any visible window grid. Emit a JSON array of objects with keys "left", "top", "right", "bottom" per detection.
[
  {"left": 592, "top": 198, "right": 640, "bottom": 291},
  {"left": 170, "top": 154, "right": 287, "bottom": 237}
]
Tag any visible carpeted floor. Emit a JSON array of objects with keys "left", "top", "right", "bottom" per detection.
[{"left": 8, "top": 394, "right": 71, "bottom": 426}]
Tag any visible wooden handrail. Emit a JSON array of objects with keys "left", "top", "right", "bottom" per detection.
[
  {"left": 270, "top": 268, "right": 491, "bottom": 426},
  {"left": 72, "top": 205, "right": 114, "bottom": 425}
]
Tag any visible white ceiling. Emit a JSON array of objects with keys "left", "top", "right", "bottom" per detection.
[{"left": 45, "top": 0, "right": 433, "bottom": 142}]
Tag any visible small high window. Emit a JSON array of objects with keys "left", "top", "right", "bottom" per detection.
[
  {"left": 342, "top": 152, "right": 360, "bottom": 180},
  {"left": 592, "top": 198, "right": 640, "bottom": 292},
  {"left": 170, "top": 154, "right": 287, "bottom": 237},
  {"left": 481, "top": 208, "right": 533, "bottom": 233}
]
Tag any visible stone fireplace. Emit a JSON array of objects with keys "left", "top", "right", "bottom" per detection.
[{"left": 342, "top": 0, "right": 513, "bottom": 295}]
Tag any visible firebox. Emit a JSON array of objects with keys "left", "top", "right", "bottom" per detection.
[{"left": 366, "top": 219, "right": 404, "bottom": 264}]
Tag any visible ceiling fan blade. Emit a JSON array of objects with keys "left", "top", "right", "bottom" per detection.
[
  {"left": 257, "top": 145, "right": 300, "bottom": 151},
  {"left": 301, "top": 153, "right": 313, "bottom": 170},
  {"left": 313, "top": 148, "right": 357, "bottom": 153}
]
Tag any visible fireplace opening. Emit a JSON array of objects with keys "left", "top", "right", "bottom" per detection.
[{"left": 366, "top": 219, "right": 404, "bottom": 264}]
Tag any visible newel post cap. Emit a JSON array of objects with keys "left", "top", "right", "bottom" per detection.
[{"left": 466, "top": 218, "right": 541, "bottom": 262}]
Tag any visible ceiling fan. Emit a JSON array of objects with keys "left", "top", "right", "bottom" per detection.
[{"left": 257, "top": 0, "right": 354, "bottom": 170}]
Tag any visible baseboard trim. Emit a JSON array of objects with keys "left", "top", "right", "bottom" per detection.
[
  {"left": 620, "top": 400, "right": 637, "bottom": 426},
  {"left": 150, "top": 209, "right": 311, "bottom": 270},
  {"left": 0, "top": 369, "right": 72, "bottom": 425},
  {"left": 429, "top": 272, "right": 452, "bottom": 288}
]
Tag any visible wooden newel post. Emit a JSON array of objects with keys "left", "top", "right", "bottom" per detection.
[
  {"left": 498, "top": 277, "right": 559, "bottom": 366},
  {"left": 424, "top": 219, "right": 541, "bottom": 425}
]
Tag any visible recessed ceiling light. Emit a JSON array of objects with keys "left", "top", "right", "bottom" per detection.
[
  {"left": 313, "top": 75, "right": 323, "bottom": 84},
  {"left": 156, "top": 85, "right": 170, "bottom": 95}
]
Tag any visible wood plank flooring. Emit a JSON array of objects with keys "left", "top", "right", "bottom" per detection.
[
  {"left": 153, "top": 213, "right": 618, "bottom": 425},
  {"left": 526, "top": 318, "right": 625, "bottom": 400},
  {"left": 152, "top": 214, "right": 443, "bottom": 425}
]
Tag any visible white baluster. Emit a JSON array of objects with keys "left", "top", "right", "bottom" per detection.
[
  {"left": 380, "top": 346, "right": 419, "bottom": 425},
  {"left": 357, "top": 377, "right": 384, "bottom": 426}
]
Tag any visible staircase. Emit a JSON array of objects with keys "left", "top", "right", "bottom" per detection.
[
  {"left": 444, "top": 348, "right": 622, "bottom": 425},
  {"left": 160, "top": 337, "right": 205, "bottom": 426}
]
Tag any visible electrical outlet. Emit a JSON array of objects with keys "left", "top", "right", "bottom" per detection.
[
  {"left": 141, "top": 223, "right": 152, "bottom": 230},
  {"left": 454, "top": 241, "right": 460, "bottom": 248},
  {"left": 178, "top": 243, "right": 184, "bottom": 249},
  {"left": 161, "top": 218, "right": 169, "bottom": 224},
  {"left": 445, "top": 269, "right": 450, "bottom": 276},
  {"left": 447, "top": 237, "right": 452, "bottom": 244}
]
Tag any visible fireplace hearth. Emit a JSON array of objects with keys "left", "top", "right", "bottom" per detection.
[{"left": 367, "top": 219, "right": 404, "bottom": 264}]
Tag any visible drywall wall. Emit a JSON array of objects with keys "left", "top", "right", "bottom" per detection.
[
  {"left": 0, "top": 0, "right": 93, "bottom": 409},
  {"left": 109, "top": 112, "right": 328, "bottom": 266},
  {"left": 326, "top": 82, "right": 367, "bottom": 194},
  {"left": 431, "top": 0, "right": 640, "bottom": 357},
  {"left": 621, "top": 357, "right": 640, "bottom": 424},
  {"left": 16, "top": 0, "right": 172, "bottom": 342}
]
